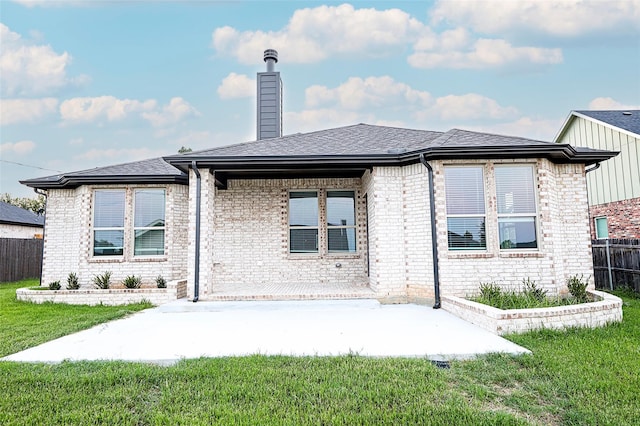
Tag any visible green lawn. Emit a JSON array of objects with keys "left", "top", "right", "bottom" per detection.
[{"left": 1, "top": 280, "right": 638, "bottom": 425}]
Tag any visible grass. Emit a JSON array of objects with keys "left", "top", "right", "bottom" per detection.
[
  {"left": 0, "top": 279, "right": 152, "bottom": 358},
  {"left": 1, "top": 280, "right": 639, "bottom": 425}
]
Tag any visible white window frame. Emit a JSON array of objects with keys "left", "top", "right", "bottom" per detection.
[
  {"left": 133, "top": 189, "right": 166, "bottom": 257},
  {"left": 288, "top": 190, "right": 320, "bottom": 253},
  {"left": 444, "top": 166, "right": 487, "bottom": 250},
  {"left": 495, "top": 164, "right": 539, "bottom": 250},
  {"left": 92, "top": 189, "right": 125, "bottom": 257},
  {"left": 326, "top": 190, "right": 357, "bottom": 253}
]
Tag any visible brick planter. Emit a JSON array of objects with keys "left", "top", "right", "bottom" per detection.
[
  {"left": 16, "top": 279, "right": 187, "bottom": 306},
  {"left": 442, "top": 290, "right": 623, "bottom": 335}
]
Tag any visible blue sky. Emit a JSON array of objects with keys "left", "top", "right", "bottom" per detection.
[{"left": 1, "top": 0, "right": 639, "bottom": 197}]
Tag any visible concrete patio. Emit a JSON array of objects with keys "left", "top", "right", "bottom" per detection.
[{"left": 3, "top": 299, "right": 530, "bottom": 364}]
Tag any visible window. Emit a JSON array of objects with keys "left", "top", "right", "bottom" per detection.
[
  {"left": 495, "top": 165, "right": 538, "bottom": 249},
  {"left": 595, "top": 217, "right": 609, "bottom": 239},
  {"left": 134, "top": 189, "right": 165, "bottom": 256},
  {"left": 93, "top": 190, "right": 125, "bottom": 256},
  {"left": 327, "top": 191, "right": 356, "bottom": 252},
  {"left": 289, "top": 191, "right": 319, "bottom": 253},
  {"left": 445, "top": 167, "right": 486, "bottom": 250}
]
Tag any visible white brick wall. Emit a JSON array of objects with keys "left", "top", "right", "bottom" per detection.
[{"left": 41, "top": 184, "right": 188, "bottom": 289}]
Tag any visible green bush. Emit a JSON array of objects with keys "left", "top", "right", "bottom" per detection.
[
  {"left": 123, "top": 275, "right": 142, "bottom": 289},
  {"left": 479, "top": 282, "right": 502, "bottom": 301},
  {"left": 567, "top": 274, "right": 590, "bottom": 303},
  {"left": 92, "top": 271, "right": 112, "bottom": 289},
  {"left": 155, "top": 275, "right": 167, "bottom": 289},
  {"left": 48, "top": 281, "right": 61, "bottom": 290},
  {"left": 66, "top": 272, "right": 80, "bottom": 290},
  {"left": 522, "top": 278, "right": 546, "bottom": 301}
]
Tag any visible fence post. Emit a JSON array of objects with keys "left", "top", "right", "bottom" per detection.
[{"left": 605, "top": 239, "right": 613, "bottom": 291}]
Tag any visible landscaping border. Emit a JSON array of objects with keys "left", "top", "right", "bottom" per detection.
[
  {"left": 442, "top": 290, "right": 623, "bottom": 335},
  {"left": 16, "top": 279, "right": 187, "bottom": 306}
]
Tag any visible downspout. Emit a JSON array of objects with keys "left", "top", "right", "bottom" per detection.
[
  {"left": 34, "top": 188, "right": 47, "bottom": 287},
  {"left": 419, "top": 153, "right": 441, "bottom": 309},
  {"left": 585, "top": 162, "right": 600, "bottom": 239},
  {"left": 191, "top": 161, "right": 201, "bottom": 302}
]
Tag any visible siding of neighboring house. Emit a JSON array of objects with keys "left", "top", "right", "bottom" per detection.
[
  {"left": 557, "top": 116, "right": 639, "bottom": 205},
  {"left": 555, "top": 115, "right": 640, "bottom": 239},
  {"left": 0, "top": 223, "right": 43, "bottom": 239},
  {"left": 40, "top": 184, "right": 189, "bottom": 287}
]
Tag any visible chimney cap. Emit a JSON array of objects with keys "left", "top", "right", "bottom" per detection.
[{"left": 264, "top": 49, "right": 278, "bottom": 63}]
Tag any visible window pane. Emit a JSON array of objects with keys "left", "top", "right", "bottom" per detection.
[
  {"left": 135, "top": 189, "right": 165, "bottom": 227},
  {"left": 499, "top": 217, "right": 537, "bottom": 249},
  {"left": 328, "top": 228, "right": 356, "bottom": 252},
  {"left": 595, "top": 217, "right": 609, "bottom": 239},
  {"left": 445, "top": 167, "right": 485, "bottom": 215},
  {"left": 94, "top": 190, "right": 125, "bottom": 227},
  {"left": 289, "top": 192, "right": 318, "bottom": 226},
  {"left": 327, "top": 191, "right": 355, "bottom": 226},
  {"left": 495, "top": 166, "right": 536, "bottom": 214},
  {"left": 94, "top": 230, "right": 124, "bottom": 256},
  {"left": 447, "top": 217, "right": 486, "bottom": 249},
  {"left": 290, "top": 228, "right": 318, "bottom": 253},
  {"left": 135, "top": 229, "right": 165, "bottom": 256}
]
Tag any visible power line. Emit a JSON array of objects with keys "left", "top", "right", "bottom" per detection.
[{"left": 0, "top": 159, "right": 62, "bottom": 173}]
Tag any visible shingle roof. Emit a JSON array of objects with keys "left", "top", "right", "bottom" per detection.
[
  {"left": 183, "top": 124, "right": 444, "bottom": 157},
  {"left": 0, "top": 201, "right": 44, "bottom": 227},
  {"left": 574, "top": 110, "right": 640, "bottom": 136},
  {"left": 21, "top": 123, "right": 618, "bottom": 190},
  {"left": 21, "top": 157, "right": 187, "bottom": 189}
]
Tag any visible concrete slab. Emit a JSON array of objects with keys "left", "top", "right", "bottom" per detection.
[{"left": 3, "top": 299, "right": 530, "bottom": 364}]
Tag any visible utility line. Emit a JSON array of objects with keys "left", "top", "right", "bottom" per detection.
[{"left": 0, "top": 159, "right": 62, "bottom": 173}]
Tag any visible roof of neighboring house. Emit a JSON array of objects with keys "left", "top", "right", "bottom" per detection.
[
  {"left": 22, "top": 123, "right": 618, "bottom": 190},
  {"left": 555, "top": 110, "right": 640, "bottom": 142},
  {"left": 0, "top": 201, "right": 45, "bottom": 228}
]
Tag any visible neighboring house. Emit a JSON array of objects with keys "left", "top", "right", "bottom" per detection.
[
  {"left": 555, "top": 110, "right": 640, "bottom": 239},
  {"left": 0, "top": 201, "right": 44, "bottom": 239},
  {"left": 20, "top": 51, "right": 617, "bottom": 303}
]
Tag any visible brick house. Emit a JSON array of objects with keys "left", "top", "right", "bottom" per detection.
[
  {"left": 20, "top": 51, "right": 618, "bottom": 304},
  {"left": 554, "top": 110, "right": 639, "bottom": 239},
  {"left": 0, "top": 201, "right": 44, "bottom": 239},
  {"left": 21, "top": 124, "right": 617, "bottom": 303}
]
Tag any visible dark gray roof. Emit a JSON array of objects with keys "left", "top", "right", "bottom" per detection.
[
  {"left": 21, "top": 157, "right": 187, "bottom": 189},
  {"left": 21, "top": 124, "right": 618, "bottom": 190},
  {"left": 184, "top": 124, "right": 444, "bottom": 157},
  {"left": 0, "top": 201, "right": 44, "bottom": 227},
  {"left": 574, "top": 110, "right": 640, "bottom": 136}
]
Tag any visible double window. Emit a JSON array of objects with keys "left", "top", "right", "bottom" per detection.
[
  {"left": 93, "top": 189, "right": 166, "bottom": 257},
  {"left": 289, "top": 190, "right": 356, "bottom": 254},
  {"left": 444, "top": 164, "right": 538, "bottom": 251}
]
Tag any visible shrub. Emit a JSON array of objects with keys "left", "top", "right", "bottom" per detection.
[
  {"left": 567, "top": 274, "right": 589, "bottom": 303},
  {"left": 123, "top": 275, "right": 142, "bottom": 289},
  {"left": 93, "top": 271, "right": 112, "bottom": 289},
  {"left": 48, "top": 281, "right": 61, "bottom": 290},
  {"left": 156, "top": 275, "right": 167, "bottom": 289},
  {"left": 66, "top": 272, "right": 80, "bottom": 290},
  {"left": 479, "top": 282, "right": 502, "bottom": 301},
  {"left": 522, "top": 278, "right": 546, "bottom": 302}
]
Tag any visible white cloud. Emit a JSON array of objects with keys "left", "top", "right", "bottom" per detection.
[
  {"left": 60, "top": 96, "right": 156, "bottom": 124},
  {"left": 0, "top": 24, "right": 87, "bottom": 96},
  {"left": 68, "top": 137, "right": 84, "bottom": 145},
  {"left": 283, "top": 109, "right": 364, "bottom": 134},
  {"left": 305, "top": 76, "right": 431, "bottom": 110},
  {"left": 0, "top": 140, "right": 36, "bottom": 155},
  {"left": 212, "top": 3, "right": 425, "bottom": 64},
  {"left": 430, "top": 0, "right": 640, "bottom": 38},
  {"left": 409, "top": 33, "right": 562, "bottom": 69},
  {"left": 142, "top": 97, "right": 200, "bottom": 128},
  {"left": 461, "top": 117, "right": 564, "bottom": 141},
  {"left": 588, "top": 97, "right": 640, "bottom": 110},
  {"left": 217, "top": 73, "right": 255, "bottom": 99},
  {"left": 0, "top": 98, "right": 58, "bottom": 125},
  {"left": 417, "top": 93, "right": 519, "bottom": 121}
]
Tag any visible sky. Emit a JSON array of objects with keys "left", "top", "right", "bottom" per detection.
[{"left": 1, "top": 0, "right": 639, "bottom": 197}]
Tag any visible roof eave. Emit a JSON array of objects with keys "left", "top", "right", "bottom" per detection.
[{"left": 20, "top": 174, "right": 189, "bottom": 190}]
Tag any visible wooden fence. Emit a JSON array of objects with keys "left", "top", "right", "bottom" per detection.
[
  {"left": 0, "top": 238, "right": 43, "bottom": 283},
  {"left": 592, "top": 239, "right": 640, "bottom": 293}
]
